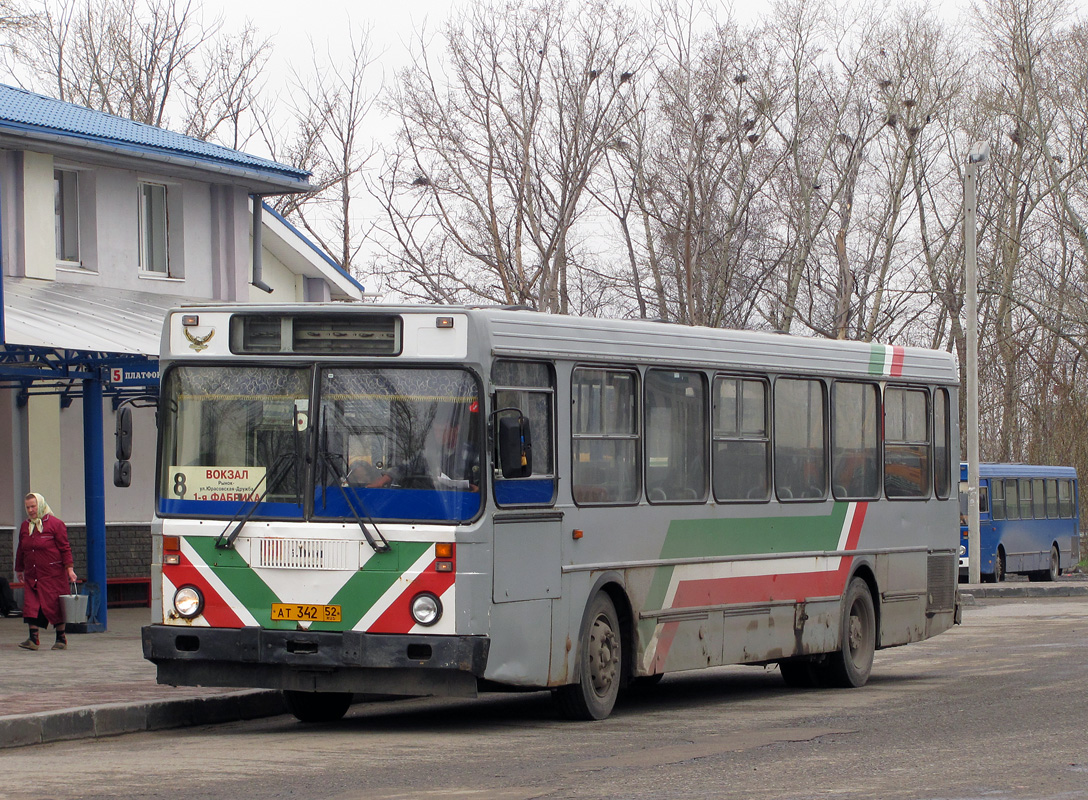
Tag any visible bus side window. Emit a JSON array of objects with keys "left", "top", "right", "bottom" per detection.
[
  {"left": 884, "top": 387, "right": 931, "bottom": 499},
  {"left": 645, "top": 370, "right": 707, "bottom": 503},
  {"left": 991, "top": 479, "right": 1006, "bottom": 520},
  {"left": 774, "top": 378, "right": 827, "bottom": 502},
  {"left": 572, "top": 368, "right": 640, "bottom": 505},
  {"left": 1046, "top": 479, "right": 1059, "bottom": 518},
  {"left": 713, "top": 377, "right": 770, "bottom": 502},
  {"left": 492, "top": 361, "right": 556, "bottom": 506},
  {"left": 1058, "top": 479, "right": 1074, "bottom": 518},
  {"left": 1005, "top": 479, "right": 1020, "bottom": 519}
]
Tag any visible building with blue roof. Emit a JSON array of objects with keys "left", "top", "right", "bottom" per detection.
[{"left": 0, "top": 84, "right": 365, "bottom": 626}]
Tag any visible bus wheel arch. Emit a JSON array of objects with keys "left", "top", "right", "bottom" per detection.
[
  {"left": 822, "top": 571, "right": 878, "bottom": 688},
  {"left": 555, "top": 577, "right": 632, "bottom": 720}
]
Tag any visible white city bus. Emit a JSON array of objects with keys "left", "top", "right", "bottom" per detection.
[{"left": 141, "top": 305, "right": 961, "bottom": 722}]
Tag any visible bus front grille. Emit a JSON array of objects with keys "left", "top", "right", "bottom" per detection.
[{"left": 254, "top": 538, "right": 353, "bottom": 570}]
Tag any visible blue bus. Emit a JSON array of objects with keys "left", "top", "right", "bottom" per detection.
[{"left": 960, "top": 463, "right": 1080, "bottom": 582}]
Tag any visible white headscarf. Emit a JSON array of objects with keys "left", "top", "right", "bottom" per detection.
[{"left": 27, "top": 492, "right": 52, "bottom": 532}]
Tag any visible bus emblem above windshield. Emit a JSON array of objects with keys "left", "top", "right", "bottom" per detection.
[{"left": 184, "top": 328, "right": 215, "bottom": 352}]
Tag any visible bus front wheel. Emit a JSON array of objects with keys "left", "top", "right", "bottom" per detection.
[
  {"left": 554, "top": 592, "right": 622, "bottom": 720},
  {"left": 821, "top": 577, "right": 876, "bottom": 688},
  {"left": 283, "top": 690, "right": 353, "bottom": 723}
]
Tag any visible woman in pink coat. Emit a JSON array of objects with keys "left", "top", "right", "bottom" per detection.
[{"left": 15, "top": 493, "right": 78, "bottom": 650}]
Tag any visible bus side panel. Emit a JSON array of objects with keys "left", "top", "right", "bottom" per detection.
[
  {"left": 875, "top": 549, "right": 928, "bottom": 647},
  {"left": 482, "top": 598, "right": 555, "bottom": 686}
]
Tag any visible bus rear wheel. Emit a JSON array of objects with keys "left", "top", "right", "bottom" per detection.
[
  {"left": 820, "top": 577, "right": 876, "bottom": 688},
  {"left": 1029, "top": 545, "right": 1060, "bottom": 582},
  {"left": 283, "top": 690, "right": 353, "bottom": 723},
  {"left": 555, "top": 592, "right": 622, "bottom": 720}
]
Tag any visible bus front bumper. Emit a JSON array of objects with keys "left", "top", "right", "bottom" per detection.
[{"left": 142, "top": 624, "right": 490, "bottom": 697}]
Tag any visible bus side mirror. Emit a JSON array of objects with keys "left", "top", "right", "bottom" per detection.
[
  {"left": 114, "top": 406, "right": 132, "bottom": 487},
  {"left": 498, "top": 415, "right": 533, "bottom": 479},
  {"left": 114, "top": 460, "right": 131, "bottom": 488},
  {"left": 115, "top": 406, "right": 132, "bottom": 460}
]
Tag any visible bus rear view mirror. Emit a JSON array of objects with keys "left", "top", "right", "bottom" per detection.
[
  {"left": 498, "top": 415, "right": 533, "bottom": 478},
  {"left": 115, "top": 406, "right": 133, "bottom": 460}
]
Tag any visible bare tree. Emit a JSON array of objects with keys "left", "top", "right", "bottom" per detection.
[
  {"left": 376, "top": 0, "right": 649, "bottom": 311},
  {"left": 262, "top": 27, "right": 379, "bottom": 275}
]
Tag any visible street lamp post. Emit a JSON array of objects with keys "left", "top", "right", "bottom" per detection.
[{"left": 965, "top": 141, "right": 988, "bottom": 585}]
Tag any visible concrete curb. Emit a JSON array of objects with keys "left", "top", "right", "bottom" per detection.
[
  {"left": 0, "top": 690, "right": 286, "bottom": 750},
  {"left": 959, "top": 582, "right": 1088, "bottom": 601}
]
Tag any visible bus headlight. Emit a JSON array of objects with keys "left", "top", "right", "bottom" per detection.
[
  {"left": 410, "top": 592, "right": 442, "bottom": 626},
  {"left": 174, "top": 586, "right": 204, "bottom": 618}
]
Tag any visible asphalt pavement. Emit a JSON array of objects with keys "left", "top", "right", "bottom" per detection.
[{"left": 1, "top": 575, "right": 1085, "bottom": 750}]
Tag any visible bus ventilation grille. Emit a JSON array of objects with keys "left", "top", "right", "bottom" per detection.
[
  {"left": 254, "top": 538, "right": 353, "bottom": 570},
  {"left": 926, "top": 553, "right": 957, "bottom": 612}
]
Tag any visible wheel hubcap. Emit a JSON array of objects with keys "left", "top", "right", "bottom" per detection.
[{"left": 589, "top": 615, "right": 619, "bottom": 696}]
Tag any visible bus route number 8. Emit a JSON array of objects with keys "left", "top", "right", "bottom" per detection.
[{"left": 173, "top": 472, "right": 187, "bottom": 498}]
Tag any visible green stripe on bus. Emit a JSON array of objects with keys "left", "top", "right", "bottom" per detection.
[
  {"left": 327, "top": 541, "right": 432, "bottom": 625},
  {"left": 868, "top": 344, "right": 887, "bottom": 375},
  {"left": 187, "top": 536, "right": 282, "bottom": 628},
  {"left": 638, "top": 505, "right": 849, "bottom": 651}
]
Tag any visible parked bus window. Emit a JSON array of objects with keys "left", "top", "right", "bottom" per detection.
[
  {"left": 1059, "top": 479, "right": 1074, "bottom": 517},
  {"left": 884, "top": 387, "right": 930, "bottom": 499},
  {"left": 1045, "top": 479, "right": 1058, "bottom": 518},
  {"left": 645, "top": 370, "right": 707, "bottom": 503},
  {"left": 493, "top": 360, "right": 556, "bottom": 507},
  {"left": 1019, "top": 478, "right": 1032, "bottom": 520},
  {"left": 712, "top": 376, "right": 769, "bottom": 502},
  {"left": 991, "top": 479, "right": 1006, "bottom": 520},
  {"left": 1032, "top": 478, "right": 1046, "bottom": 519},
  {"left": 831, "top": 381, "right": 880, "bottom": 500},
  {"left": 774, "top": 378, "right": 827, "bottom": 501},
  {"left": 572, "top": 368, "right": 639, "bottom": 505},
  {"left": 934, "top": 388, "right": 952, "bottom": 499},
  {"left": 1006, "top": 479, "right": 1020, "bottom": 519}
]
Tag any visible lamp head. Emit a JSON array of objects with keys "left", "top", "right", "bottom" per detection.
[{"left": 968, "top": 140, "right": 990, "bottom": 164}]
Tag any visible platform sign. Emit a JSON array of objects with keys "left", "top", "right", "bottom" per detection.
[{"left": 108, "top": 364, "right": 160, "bottom": 387}]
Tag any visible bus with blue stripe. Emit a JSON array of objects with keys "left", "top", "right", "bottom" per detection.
[{"left": 959, "top": 463, "right": 1080, "bottom": 582}]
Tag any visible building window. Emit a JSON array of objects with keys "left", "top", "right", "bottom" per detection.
[
  {"left": 139, "top": 182, "right": 169, "bottom": 274},
  {"left": 54, "top": 169, "right": 79, "bottom": 263}
]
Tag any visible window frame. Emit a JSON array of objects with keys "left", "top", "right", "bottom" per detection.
[
  {"left": 138, "top": 181, "right": 170, "bottom": 275},
  {"left": 492, "top": 360, "right": 557, "bottom": 508},
  {"left": 54, "top": 168, "right": 80, "bottom": 264},
  {"left": 712, "top": 374, "right": 771, "bottom": 503},
  {"left": 773, "top": 376, "right": 828, "bottom": 503},
  {"left": 883, "top": 385, "right": 932, "bottom": 500},
  {"left": 830, "top": 380, "right": 881, "bottom": 501},
  {"left": 571, "top": 366, "right": 641, "bottom": 507},
  {"left": 644, "top": 369, "right": 708, "bottom": 505}
]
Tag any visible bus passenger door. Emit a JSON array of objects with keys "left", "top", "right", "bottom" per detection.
[{"left": 486, "top": 512, "right": 562, "bottom": 686}]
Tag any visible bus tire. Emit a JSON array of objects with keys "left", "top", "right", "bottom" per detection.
[
  {"left": 554, "top": 592, "right": 622, "bottom": 720},
  {"left": 1029, "top": 545, "right": 1060, "bottom": 582},
  {"left": 820, "top": 577, "right": 876, "bottom": 688},
  {"left": 283, "top": 690, "right": 353, "bottom": 723},
  {"left": 779, "top": 657, "right": 821, "bottom": 688}
]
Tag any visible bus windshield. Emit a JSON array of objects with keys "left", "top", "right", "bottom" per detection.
[
  {"left": 158, "top": 364, "right": 482, "bottom": 523},
  {"left": 158, "top": 365, "right": 311, "bottom": 519},
  {"left": 314, "top": 367, "right": 482, "bottom": 522}
]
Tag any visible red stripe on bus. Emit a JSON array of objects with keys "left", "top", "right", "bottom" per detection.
[
  {"left": 890, "top": 346, "right": 905, "bottom": 377},
  {"left": 652, "top": 503, "right": 868, "bottom": 670},
  {"left": 368, "top": 562, "right": 456, "bottom": 634},
  {"left": 163, "top": 554, "right": 246, "bottom": 628}
]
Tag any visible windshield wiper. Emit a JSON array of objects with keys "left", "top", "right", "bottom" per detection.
[
  {"left": 320, "top": 451, "right": 392, "bottom": 554},
  {"left": 215, "top": 452, "right": 298, "bottom": 550}
]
